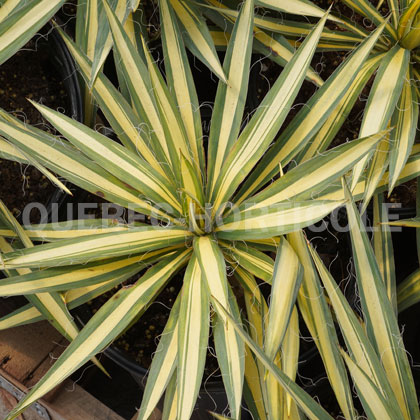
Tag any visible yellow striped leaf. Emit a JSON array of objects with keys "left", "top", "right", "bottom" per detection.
[
  {"left": 90, "top": 0, "right": 132, "bottom": 86},
  {"left": 142, "top": 38, "right": 196, "bottom": 177},
  {"left": 194, "top": 236, "right": 244, "bottom": 418},
  {"left": 398, "top": 268, "right": 420, "bottom": 313},
  {"left": 264, "top": 237, "right": 302, "bottom": 360},
  {"left": 222, "top": 241, "right": 274, "bottom": 283},
  {"left": 236, "top": 24, "right": 385, "bottom": 202},
  {"left": 0, "top": 251, "right": 165, "bottom": 296},
  {"left": 177, "top": 256, "right": 209, "bottom": 420},
  {"left": 212, "top": 297, "right": 335, "bottom": 420},
  {"left": 308, "top": 242, "right": 401, "bottom": 409},
  {"left": 317, "top": 148, "right": 420, "bottom": 202},
  {"left": 216, "top": 200, "right": 344, "bottom": 240},
  {"left": 352, "top": 45, "right": 410, "bottom": 190},
  {"left": 160, "top": 0, "right": 205, "bottom": 173},
  {"left": 288, "top": 231, "right": 355, "bottom": 420},
  {"left": 0, "top": 0, "right": 64, "bottom": 65},
  {"left": 206, "top": 0, "right": 254, "bottom": 197},
  {"left": 281, "top": 307, "right": 300, "bottom": 419},
  {"left": 31, "top": 101, "right": 182, "bottom": 216},
  {"left": 297, "top": 54, "right": 383, "bottom": 164},
  {"left": 137, "top": 295, "right": 180, "bottom": 420},
  {"left": 341, "top": 350, "right": 404, "bottom": 420},
  {"left": 343, "top": 178, "right": 419, "bottom": 419},
  {"left": 373, "top": 194, "right": 397, "bottom": 314},
  {"left": 4, "top": 251, "right": 190, "bottom": 420},
  {"left": 244, "top": 130, "right": 386, "bottom": 210},
  {"left": 103, "top": 1, "right": 175, "bottom": 169},
  {"left": 57, "top": 26, "right": 165, "bottom": 175},
  {"left": 0, "top": 115, "right": 176, "bottom": 222},
  {"left": 342, "top": 0, "right": 397, "bottom": 39},
  {"left": 255, "top": 0, "right": 327, "bottom": 18},
  {"left": 210, "top": 12, "right": 328, "bottom": 210},
  {"left": 0, "top": 219, "right": 139, "bottom": 242},
  {"left": 1, "top": 227, "right": 191, "bottom": 269},
  {"left": 360, "top": 134, "right": 390, "bottom": 213},
  {"left": 389, "top": 70, "right": 418, "bottom": 192},
  {"left": 170, "top": 0, "right": 225, "bottom": 81}
]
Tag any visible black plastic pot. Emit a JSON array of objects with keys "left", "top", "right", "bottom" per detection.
[{"left": 41, "top": 21, "right": 83, "bottom": 222}]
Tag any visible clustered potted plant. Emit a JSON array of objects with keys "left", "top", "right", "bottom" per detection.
[{"left": 2, "top": 0, "right": 420, "bottom": 419}]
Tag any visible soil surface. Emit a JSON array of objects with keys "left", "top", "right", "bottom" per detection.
[{"left": 0, "top": 32, "right": 71, "bottom": 222}]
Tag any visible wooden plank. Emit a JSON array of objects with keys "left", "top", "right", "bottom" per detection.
[
  {"left": 1, "top": 363, "right": 125, "bottom": 420},
  {"left": 24, "top": 337, "right": 69, "bottom": 402},
  {"left": 0, "top": 299, "right": 125, "bottom": 420},
  {"left": 49, "top": 382, "right": 125, "bottom": 420},
  {"left": 0, "top": 321, "right": 62, "bottom": 382}
]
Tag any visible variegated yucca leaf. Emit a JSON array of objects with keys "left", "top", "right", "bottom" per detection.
[
  {"left": 234, "top": 0, "right": 420, "bottom": 207},
  {"left": 0, "top": 249, "right": 169, "bottom": 296},
  {"left": 4, "top": 250, "right": 190, "bottom": 420},
  {"left": 204, "top": 3, "right": 324, "bottom": 86},
  {"left": 0, "top": 219, "right": 142, "bottom": 242},
  {"left": 308, "top": 241, "right": 402, "bottom": 415},
  {"left": 170, "top": 0, "right": 225, "bottom": 81},
  {"left": 341, "top": 350, "right": 405, "bottom": 420},
  {"left": 4, "top": 0, "right": 411, "bottom": 418},
  {"left": 385, "top": 217, "right": 420, "bottom": 228},
  {"left": 398, "top": 268, "right": 420, "bottom": 313},
  {"left": 0, "top": 0, "right": 65, "bottom": 65},
  {"left": 137, "top": 295, "right": 180, "bottom": 420},
  {"left": 264, "top": 238, "right": 302, "bottom": 360},
  {"left": 0, "top": 203, "right": 106, "bottom": 373},
  {"left": 177, "top": 256, "right": 209, "bottom": 420},
  {"left": 236, "top": 24, "right": 386, "bottom": 202},
  {"left": 209, "top": 12, "right": 328, "bottom": 211},
  {"left": 212, "top": 297, "right": 335, "bottom": 420},
  {"left": 351, "top": 45, "right": 409, "bottom": 192},
  {"left": 0, "top": 226, "right": 191, "bottom": 269},
  {"left": 343, "top": 178, "right": 419, "bottom": 420},
  {"left": 194, "top": 236, "right": 244, "bottom": 419},
  {"left": 373, "top": 193, "right": 397, "bottom": 314},
  {"left": 288, "top": 231, "right": 356, "bottom": 420},
  {"left": 317, "top": 148, "right": 420, "bottom": 202}
]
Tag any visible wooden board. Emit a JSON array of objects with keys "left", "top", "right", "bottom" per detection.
[{"left": 0, "top": 311, "right": 125, "bottom": 420}]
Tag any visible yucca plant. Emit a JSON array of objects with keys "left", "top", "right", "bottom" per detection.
[
  {"left": 200, "top": 0, "right": 420, "bottom": 212},
  {"left": 1, "top": 1, "right": 420, "bottom": 419},
  {"left": 216, "top": 179, "right": 420, "bottom": 420}
]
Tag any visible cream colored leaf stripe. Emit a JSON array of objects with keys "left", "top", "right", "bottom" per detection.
[
  {"left": 4, "top": 251, "right": 190, "bottom": 420},
  {"left": 210, "top": 13, "right": 328, "bottom": 211},
  {"left": 344, "top": 180, "right": 419, "bottom": 420},
  {"left": 216, "top": 200, "right": 344, "bottom": 240},
  {"left": 32, "top": 101, "right": 182, "bottom": 216},
  {"left": 160, "top": 0, "right": 205, "bottom": 173},
  {"left": 288, "top": 231, "right": 355, "bottom": 420},
  {"left": 235, "top": 24, "right": 385, "bottom": 202},
  {"left": 177, "top": 256, "right": 209, "bottom": 420},
  {"left": 0, "top": 116, "right": 175, "bottom": 222},
  {"left": 138, "top": 294, "right": 180, "bottom": 420},
  {"left": 244, "top": 131, "right": 386, "bottom": 211},
  {"left": 1, "top": 227, "right": 191, "bottom": 269},
  {"left": 206, "top": 0, "right": 254, "bottom": 198},
  {"left": 57, "top": 26, "right": 165, "bottom": 176},
  {"left": 0, "top": 0, "right": 65, "bottom": 65},
  {"left": 194, "top": 236, "right": 244, "bottom": 418}
]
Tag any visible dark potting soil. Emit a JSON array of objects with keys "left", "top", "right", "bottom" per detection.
[
  {"left": 0, "top": 35, "right": 71, "bottom": 222},
  {"left": 387, "top": 179, "right": 417, "bottom": 209}
]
